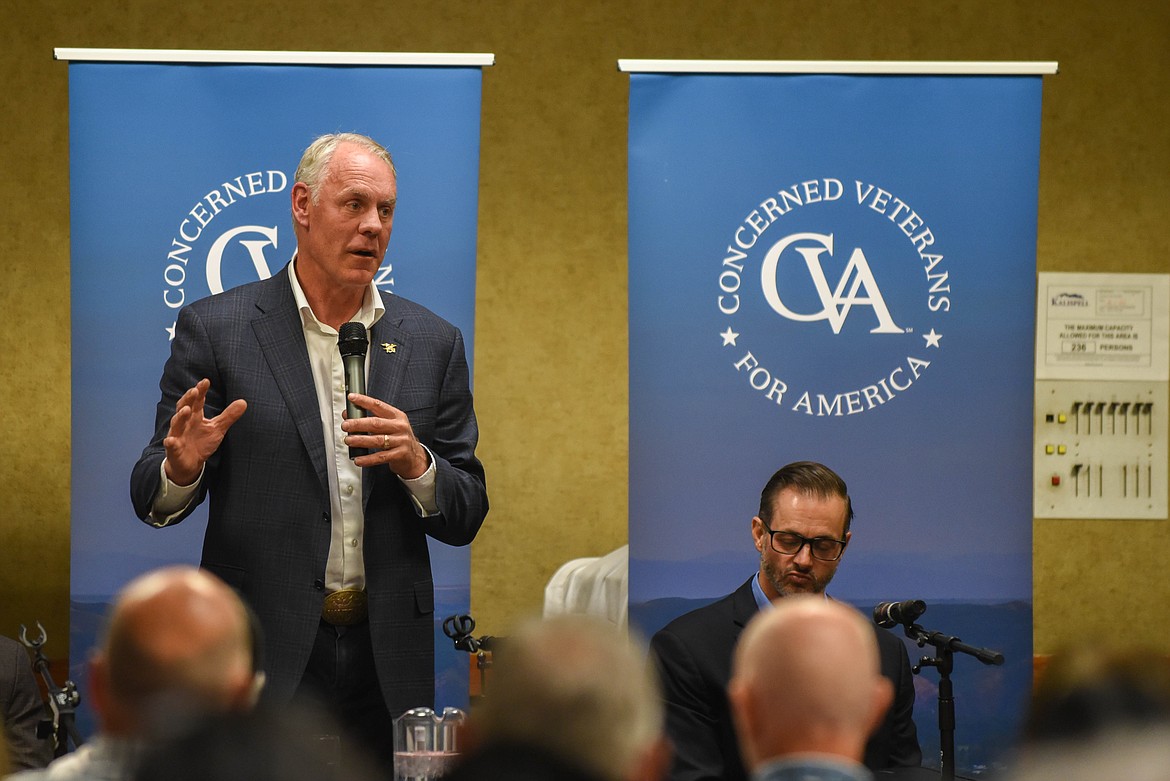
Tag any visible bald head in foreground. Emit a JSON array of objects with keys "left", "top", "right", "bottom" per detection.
[
  {"left": 7, "top": 566, "right": 259, "bottom": 781},
  {"left": 92, "top": 565, "right": 259, "bottom": 736},
  {"left": 729, "top": 598, "right": 894, "bottom": 781}
]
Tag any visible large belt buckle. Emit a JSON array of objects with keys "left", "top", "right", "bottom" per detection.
[{"left": 322, "top": 588, "right": 368, "bottom": 626}]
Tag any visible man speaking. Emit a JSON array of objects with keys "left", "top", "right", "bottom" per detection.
[{"left": 130, "top": 132, "right": 488, "bottom": 768}]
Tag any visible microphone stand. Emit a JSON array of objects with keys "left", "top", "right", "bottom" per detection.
[
  {"left": 442, "top": 615, "right": 502, "bottom": 698},
  {"left": 20, "top": 622, "right": 83, "bottom": 756},
  {"left": 898, "top": 621, "right": 1003, "bottom": 781}
]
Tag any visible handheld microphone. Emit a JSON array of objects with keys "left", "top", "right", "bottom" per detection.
[
  {"left": 338, "top": 322, "right": 369, "bottom": 459},
  {"left": 873, "top": 599, "right": 926, "bottom": 628}
]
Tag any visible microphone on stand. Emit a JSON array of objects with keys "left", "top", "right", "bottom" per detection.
[
  {"left": 873, "top": 599, "right": 927, "bottom": 628},
  {"left": 338, "top": 322, "right": 368, "bottom": 459}
]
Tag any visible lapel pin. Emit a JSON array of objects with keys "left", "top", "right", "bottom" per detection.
[{"left": 381, "top": 342, "right": 397, "bottom": 354}]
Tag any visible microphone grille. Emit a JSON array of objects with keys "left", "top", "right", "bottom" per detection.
[{"left": 337, "top": 322, "right": 369, "bottom": 357}]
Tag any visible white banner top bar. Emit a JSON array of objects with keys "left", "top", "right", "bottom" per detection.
[
  {"left": 618, "top": 59, "right": 1058, "bottom": 75},
  {"left": 54, "top": 48, "right": 495, "bottom": 67}
]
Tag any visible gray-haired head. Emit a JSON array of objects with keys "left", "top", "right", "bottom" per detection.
[
  {"left": 475, "top": 615, "right": 667, "bottom": 781},
  {"left": 294, "top": 132, "right": 396, "bottom": 204}
]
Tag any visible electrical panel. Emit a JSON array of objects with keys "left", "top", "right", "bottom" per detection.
[{"left": 1034, "top": 380, "right": 1167, "bottom": 519}]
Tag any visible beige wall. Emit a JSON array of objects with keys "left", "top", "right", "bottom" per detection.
[{"left": 1, "top": 1, "right": 1167, "bottom": 664}]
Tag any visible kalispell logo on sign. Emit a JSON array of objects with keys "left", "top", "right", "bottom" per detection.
[
  {"left": 715, "top": 177, "right": 951, "bottom": 417},
  {"left": 157, "top": 167, "right": 395, "bottom": 341},
  {"left": 1050, "top": 292, "right": 1089, "bottom": 308}
]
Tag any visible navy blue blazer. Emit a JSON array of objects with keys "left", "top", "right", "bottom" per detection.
[
  {"left": 130, "top": 265, "right": 488, "bottom": 714},
  {"left": 650, "top": 577, "right": 921, "bottom": 781}
]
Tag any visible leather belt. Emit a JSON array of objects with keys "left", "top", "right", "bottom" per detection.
[{"left": 322, "top": 588, "right": 368, "bottom": 626}]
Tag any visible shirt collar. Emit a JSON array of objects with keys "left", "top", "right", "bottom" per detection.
[
  {"left": 288, "top": 253, "right": 386, "bottom": 333},
  {"left": 752, "top": 572, "right": 772, "bottom": 611},
  {"left": 755, "top": 753, "right": 871, "bottom": 781}
]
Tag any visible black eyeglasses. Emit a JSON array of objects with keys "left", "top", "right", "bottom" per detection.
[{"left": 761, "top": 525, "right": 847, "bottom": 561}]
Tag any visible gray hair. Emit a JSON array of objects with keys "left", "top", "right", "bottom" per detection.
[
  {"left": 475, "top": 615, "right": 664, "bottom": 781},
  {"left": 294, "top": 132, "right": 396, "bottom": 203}
]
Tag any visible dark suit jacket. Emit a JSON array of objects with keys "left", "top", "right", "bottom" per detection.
[
  {"left": 650, "top": 577, "right": 921, "bottom": 781},
  {"left": 130, "top": 266, "right": 488, "bottom": 714},
  {"left": 1, "top": 635, "right": 52, "bottom": 771}
]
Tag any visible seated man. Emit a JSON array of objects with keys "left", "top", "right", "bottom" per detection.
[
  {"left": 729, "top": 597, "right": 895, "bottom": 781},
  {"left": 650, "top": 461, "right": 920, "bottom": 781},
  {"left": 7, "top": 566, "right": 261, "bottom": 781}
]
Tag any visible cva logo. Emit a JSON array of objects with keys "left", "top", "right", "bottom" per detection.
[
  {"left": 716, "top": 177, "right": 950, "bottom": 418},
  {"left": 205, "top": 225, "right": 279, "bottom": 295},
  {"left": 160, "top": 169, "right": 290, "bottom": 340},
  {"left": 760, "top": 232, "right": 903, "bottom": 335}
]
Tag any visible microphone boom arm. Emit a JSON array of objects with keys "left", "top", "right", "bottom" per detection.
[
  {"left": 898, "top": 619, "right": 1004, "bottom": 781},
  {"left": 902, "top": 622, "right": 1005, "bottom": 667}
]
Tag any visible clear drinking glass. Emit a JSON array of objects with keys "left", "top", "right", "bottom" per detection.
[{"left": 393, "top": 706, "right": 467, "bottom": 780}]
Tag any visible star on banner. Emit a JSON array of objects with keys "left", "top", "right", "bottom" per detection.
[
  {"left": 720, "top": 328, "right": 739, "bottom": 347},
  {"left": 922, "top": 329, "right": 943, "bottom": 348}
]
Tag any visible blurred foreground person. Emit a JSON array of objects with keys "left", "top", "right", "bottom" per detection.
[
  {"left": 447, "top": 615, "right": 670, "bottom": 781},
  {"left": 1, "top": 635, "right": 52, "bottom": 770},
  {"left": 1008, "top": 725, "right": 1170, "bottom": 781},
  {"left": 132, "top": 704, "right": 379, "bottom": 781},
  {"left": 6, "top": 567, "right": 259, "bottom": 781},
  {"left": 1022, "top": 645, "right": 1170, "bottom": 743},
  {"left": 728, "top": 597, "right": 894, "bottom": 781},
  {"left": 1006, "top": 645, "right": 1170, "bottom": 781}
]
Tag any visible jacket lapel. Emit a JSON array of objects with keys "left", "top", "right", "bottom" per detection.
[
  {"left": 732, "top": 576, "right": 762, "bottom": 628},
  {"left": 367, "top": 298, "right": 413, "bottom": 414},
  {"left": 251, "top": 267, "right": 329, "bottom": 491}
]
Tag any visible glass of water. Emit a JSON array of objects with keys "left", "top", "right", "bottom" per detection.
[{"left": 393, "top": 706, "right": 466, "bottom": 780}]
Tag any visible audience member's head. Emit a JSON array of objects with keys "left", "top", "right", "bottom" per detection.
[
  {"left": 463, "top": 615, "right": 669, "bottom": 781},
  {"left": 89, "top": 566, "right": 259, "bottom": 739},
  {"left": 1022, "top": 645, "right": 1170, "bottom": 744},
  {"left": 728, "top": 596, "right": 893, "bottom": 772},
  {"left": 1004, "top": 645, "right": 1170, "bottom": 781},
  {"left": 1008, "top": 725, "right": 1170, "bottom": 781},
  {"left": 133, "top": 703, "right": 379, "bottom": 781}
]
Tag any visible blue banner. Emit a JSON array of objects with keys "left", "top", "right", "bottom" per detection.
[
  {"left": 68, "top": 60, "right": 484, "bottom": 731},
  {"left": 628, "top": 72, "right": 1041, "bottom": 773}
]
